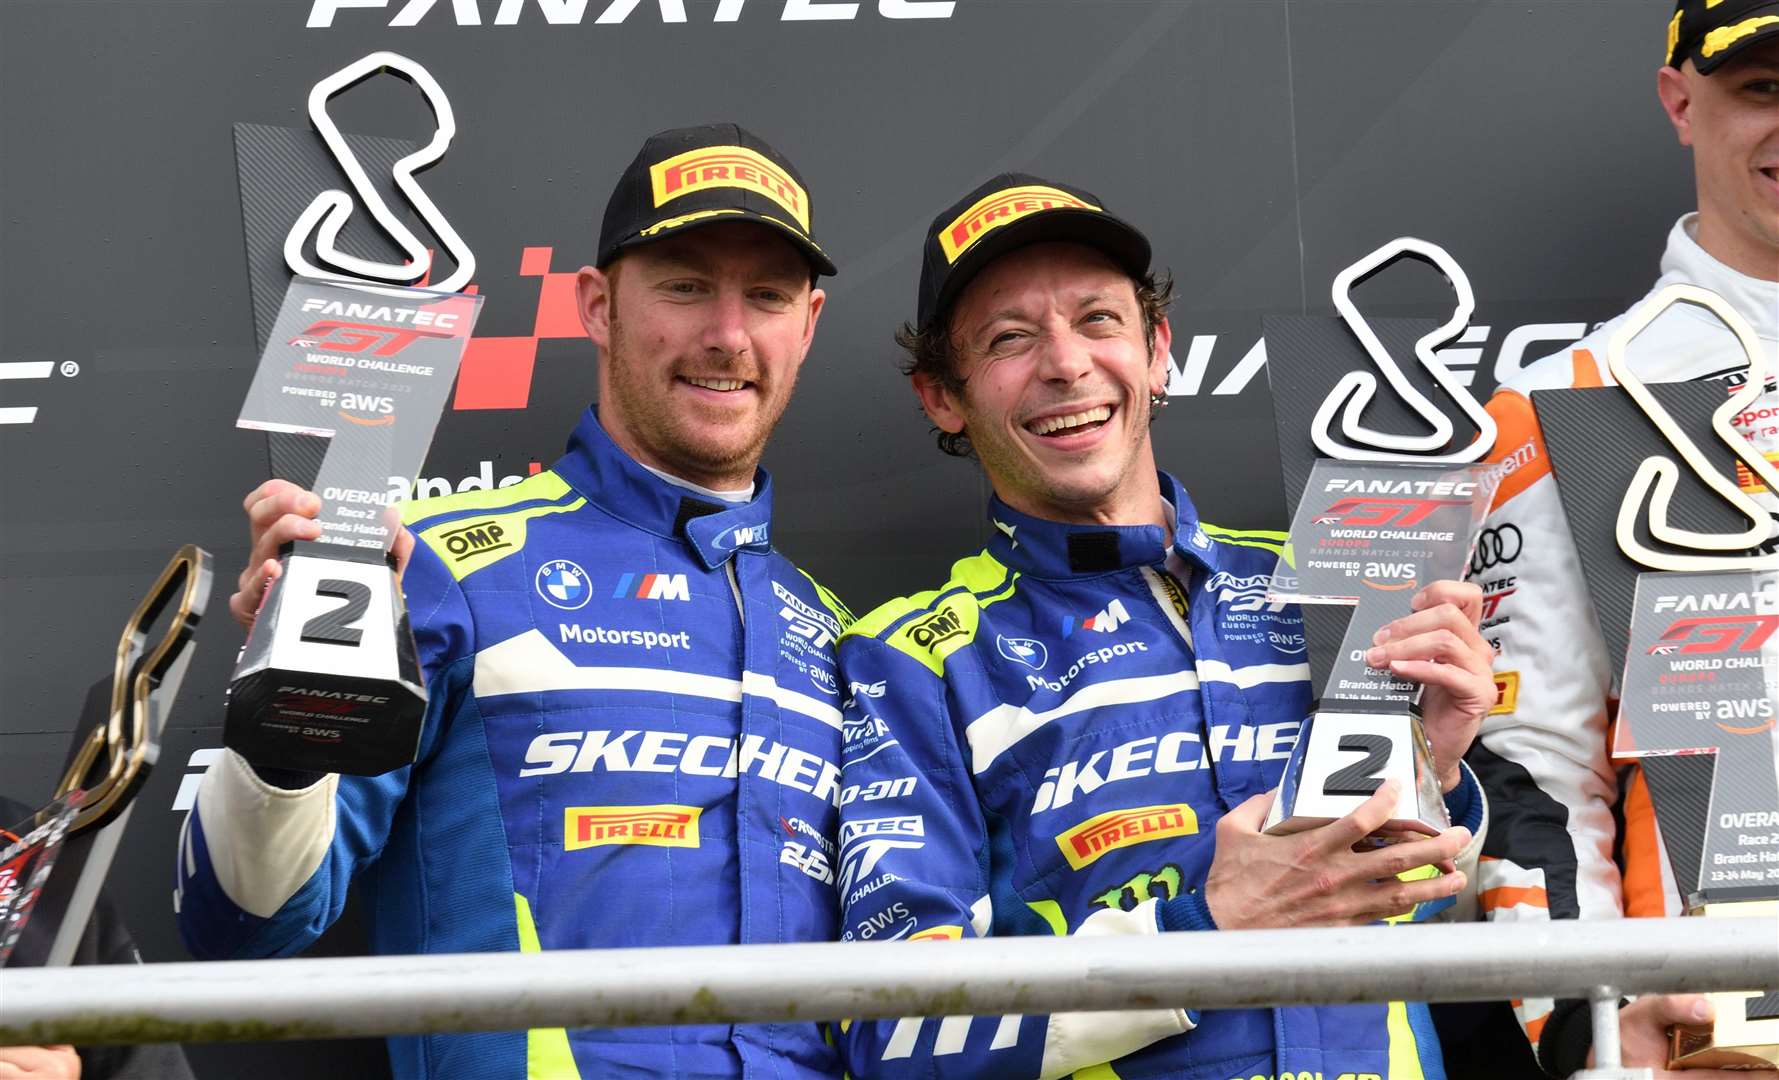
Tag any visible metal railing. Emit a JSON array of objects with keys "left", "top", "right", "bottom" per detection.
[{"left": 3, "top": 918, "right": 1775, "bottom": 1078}]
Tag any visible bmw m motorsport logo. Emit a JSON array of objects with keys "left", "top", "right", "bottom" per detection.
[
  {"left": 536, "top": 559, "right": 591, "bottom": 610},
  {"left": 1060, "top": 598, "right": 1129, "bottom": 637}
]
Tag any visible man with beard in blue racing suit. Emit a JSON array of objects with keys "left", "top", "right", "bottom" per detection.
[
  {"left": 175, "top": 124, "right": 853, "bottom": 1080},
  {"left": 830, "top": 174, "right": 1496, "bottom": 1080}
]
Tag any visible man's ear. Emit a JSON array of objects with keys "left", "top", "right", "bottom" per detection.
[
  {"left": 912, "top": 370, "right": 967, "bottom": 436},
  {"left": 801, "top": 287, "right": 826, "bottom": 359},
  {"left": 1657, "top": 64, "right": 1696, "bottom": 147},
  {"left": 577, "top": 265, "right": 613, "bottom": 350},
  {"left": 1148, "top": 315, "right": 1174, "bottom": 399}
]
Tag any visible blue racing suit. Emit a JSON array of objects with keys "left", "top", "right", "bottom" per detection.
[
  {"left": 176, "top": 408, "right": 851, "bottom": 1080},
  {"left": 832, "top": 474, "right": 1485, "bottom": 1080}
]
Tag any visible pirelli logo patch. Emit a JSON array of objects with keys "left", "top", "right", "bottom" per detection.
[
  {"left": 1056, "top": 804, "right": 1198, "bottom": 871},
  {"left": 909, "top": 925, "right": 963, "bottom": 941},
  {"left": 1491, "top": 671, "right": 1520, "bottom": 715},
  {"left": 649, "top": 146, "right": 809, "bottom": 231},
  {"left": 564, "top": 805, "right": 701, "bottom": 851},
  {"left": 939, "top": 185, "right": 1100, "bottom": 264}
]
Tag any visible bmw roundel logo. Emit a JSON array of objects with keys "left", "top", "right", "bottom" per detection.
[{"left": 535, "top": 559, "right": 591, "bottom": 610}]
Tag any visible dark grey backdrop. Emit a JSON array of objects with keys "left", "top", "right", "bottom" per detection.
[{"left": 0, "top": 0, "right": 1690, "bottom": 1074}]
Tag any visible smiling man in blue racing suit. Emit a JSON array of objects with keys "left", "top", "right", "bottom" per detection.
[
  {"left": 832, "top": 175, "right": 1496, "bottom": 1080},
  {"left": 176, "top": 124, "right": 852, "bottom": 1080}
]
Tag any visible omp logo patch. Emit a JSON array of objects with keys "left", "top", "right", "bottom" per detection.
[
  {"left": 1055, "top": 804, "right": 1198, "bottom": 870},
  {"left": 564, "top": 805, "right": 701, "bottom": 850},
  {"left": 649, "top": 146, "right": 809, "bottom": 230},
  {"left": 938, "top": 185, "right": 1099, "bottom": 264},
  {"left": 1491, "top": 670, "right": 1519, "bottom": 716},
  {"left": 907, "top": 607, "right": 966, "bottom": 651},
  {"left": 438, "top": 519, "right": 511, "bottom": 562}
]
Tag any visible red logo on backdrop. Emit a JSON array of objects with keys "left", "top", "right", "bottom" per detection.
[
  {"left": 1646, "top": 615, "right": 1779, "bottom": 656},
  {"left": 451, "top": 246, "right": 588, "bottom": 411},
  {"left": 292, "top": 320, "right": 456, "bottom": 357},
  {"left": 1312, "top": 498, "right": 1468, "bottom": 528}
]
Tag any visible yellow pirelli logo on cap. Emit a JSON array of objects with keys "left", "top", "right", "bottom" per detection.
[
  {"left": 649, "top": 146, "right": 809, "bottom": 231},
  {"left": 641, "top": 207, "right": 746, "bottom": 238},
  {"left": 1703, "top": 14, "right": 1779, "bottom": 57},
  {"left": 564, "top": 805, "right": 701, "bottom": 850},
  {"left": 939, "top": 185, "right": 1101, "bottom": 264},
  {"left": 1055, "top": 804, "right": 1198, "bottom": 871}
]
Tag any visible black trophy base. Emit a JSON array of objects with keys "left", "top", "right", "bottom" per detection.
[
  {"left": 226, "top": 548, "right": 425, "bottom": 776},
  {"left": 226, "top": 667, "right": 425, "bottom": 776},
  {"left": 1264, "top": 700, "right": 1448, "bottom": 839}
]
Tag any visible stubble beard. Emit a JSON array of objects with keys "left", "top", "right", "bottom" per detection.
[{"left": 603, "top": 311, "right": 784, "bottom": 483}]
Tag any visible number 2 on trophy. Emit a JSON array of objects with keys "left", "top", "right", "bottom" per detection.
[
  {"left": 1323, "top": 733, "right": 1391, "bottom": 797},
  {"left": 300, "top": 578, "right": 371, "bottom": 647}
]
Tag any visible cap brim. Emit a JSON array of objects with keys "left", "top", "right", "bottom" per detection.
[
  {"left": 603, "top": 209, "right": 838, "bottom": 277},
  {"left": 930, "top": 209, "right": 1152, "bottom": 328},
  {"left": 1690, "top": 3, "right": 1779, "bottom": 73}
]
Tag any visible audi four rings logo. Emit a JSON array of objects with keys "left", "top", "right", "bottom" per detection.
[{"left": 1470, "top": 525, "right": 1522, "bottom": 574}]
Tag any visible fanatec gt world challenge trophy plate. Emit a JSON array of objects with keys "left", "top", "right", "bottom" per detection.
[
  {"left": 1261, "top": 239, "right": 1499, "bottom": 838},
  {"left": 1532, "top": 284, "right": 1779, "bottom": 1069},
  {"left": 226, "top": 53, "right": 482, "bottom": 776}
]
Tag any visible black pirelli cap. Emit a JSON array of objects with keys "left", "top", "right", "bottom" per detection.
[
  {"left": 597, "top": 122, "right": 835, "bottom": 276},
  {"left": 916, "top": 173, "right": 1151, "bottom": 330},
  {"left": 1667, "top": 0, "right": 1779, "bottom": 73}
]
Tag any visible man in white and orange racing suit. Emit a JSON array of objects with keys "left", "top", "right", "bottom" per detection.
[{"left": 1469, "top": 6, "right": 1779, "bottom": 1074}]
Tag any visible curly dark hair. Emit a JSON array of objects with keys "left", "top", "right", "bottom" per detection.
[{"left": 895, "top": 270, "right": 1176, "bottom": 457}]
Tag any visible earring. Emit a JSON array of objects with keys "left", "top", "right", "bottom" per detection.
[{"left": 1149, "top": 389, "right": 1170, "bottom": 410}]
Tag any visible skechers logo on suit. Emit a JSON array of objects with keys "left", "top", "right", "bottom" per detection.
[
  {"left": 1032, "top": 723, "right": 1301, "bottom": 813},
  {"left": 521, "top": 730, "right": 841, "bottom": 804}
]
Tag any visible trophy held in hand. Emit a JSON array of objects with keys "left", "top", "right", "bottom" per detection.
[
  {"left": 1262, "top": 239, "right": 1501, "bottom": 838},
  {"left": 225, "top": 53, "right": 483, "bottom": 776}
]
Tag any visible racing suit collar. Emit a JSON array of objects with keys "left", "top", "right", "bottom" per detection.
[
  {"left": 551, "top": 407, "right": 775, "bottom": 569},
  {"left": 1667, "top": 213, "right": 1779, "bottom": 342},
  {"left": 984, "top": 471, "right": 1221, "bottom": 580}
]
